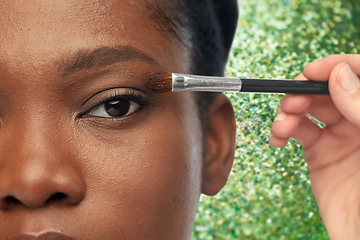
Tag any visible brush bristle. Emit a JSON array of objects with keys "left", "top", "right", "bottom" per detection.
[{"left": 146, "top": 71, "right": 173, "bottom": 93}]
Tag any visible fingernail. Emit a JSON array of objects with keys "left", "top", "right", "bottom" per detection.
[
  {"left": 275, "top": 111, "right": 287, "bottom": 121},
  {"left": 339, "top": 64, "right": 359, "bottom": 93}
]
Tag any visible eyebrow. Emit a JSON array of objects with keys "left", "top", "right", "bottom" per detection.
[{"left": 60, "top": 46, "right": 158, "bottom": 77}]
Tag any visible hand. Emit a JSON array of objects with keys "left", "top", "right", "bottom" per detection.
[{"left": 270, "top": 54, "right": 360, "bottom": 239}]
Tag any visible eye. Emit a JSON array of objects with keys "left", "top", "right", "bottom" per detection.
[
  {"left": 80, "top": 88, "right": 150, "bottom": 121},
  {"left": 88, "top": 99, "right": 140, "bottom": 118}
]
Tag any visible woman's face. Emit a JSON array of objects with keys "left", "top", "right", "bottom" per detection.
[{"left": 0, "top": 0, "right": 204, "bottom": 239}]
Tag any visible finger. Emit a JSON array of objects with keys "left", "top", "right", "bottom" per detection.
[
  {"left": 303, "top": 54, "right": 360, "bottom": 81},
  {"left": 270, "top": 110, "right": 322, "bottom": 149},
  {"left": 271, "top": 109, "right": 303, "bottom": 139},
  {"left": 304, "top": 96, "right": 343, "bottom": 127},
  {"left": 291, "top": 117, "right": 322, "bottom": 149},
  {"left": 329, "top": 63, "right": 360, "bottom": 126},
  {"left": 269, "top": 134, "right": 289, "bottom": 148},
  {"left": 280, "top": 94, "right": 312, "bottom": 114},
  {"left": 282, "top": 72, "right": 342, "bottom": 126},
  {"left": 280, "top": 94, "right": 343, "bottom": 127},
  {"left": 294, "top": 73, "right": 308, "bottom": 81}
]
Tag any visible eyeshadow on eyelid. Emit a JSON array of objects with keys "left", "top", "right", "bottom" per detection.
[{"left": 81, "top": 87, "right": 150, "bottom": 110}]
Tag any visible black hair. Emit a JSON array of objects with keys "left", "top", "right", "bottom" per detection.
[
  {"left": 148, "top": 0, "right": 239, "bottom": 124},
  {"left": 173, "top": 0, "right": 239, "bottom": 76},
  {"left": 172, "top": 0, "right": 239, "bottom": 126}
]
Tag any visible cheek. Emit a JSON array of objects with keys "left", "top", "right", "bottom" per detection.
[{"left": 74, "top": 93, "right": 203, "bottom": 238}]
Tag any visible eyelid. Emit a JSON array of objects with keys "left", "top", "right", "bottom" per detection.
[
  {"left": 80, "top": 88, "right": 150, "bottom": 117},
  {"left": 96, "top": 88, "right": 149, "bottom": 107}
]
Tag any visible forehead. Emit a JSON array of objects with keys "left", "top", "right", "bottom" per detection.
[{"left": 0, "top": 0, "right": 187, "bottom": 74}]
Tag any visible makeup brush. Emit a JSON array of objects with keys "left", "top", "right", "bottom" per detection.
[{"left": 146, "top": 71, "right": 329, "bottom": 95}]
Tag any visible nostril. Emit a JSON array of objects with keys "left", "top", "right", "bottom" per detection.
[
  {"left": 1, "top": 192, "right": 81, "bottom": 210},
  {"left": 46, "top": 192, "right": 68, "bottom": 204},
  {"left": 0, "top": 196, "right": 19, "bottom": 210},
  {"left": 0, "top": 162, "right": 86, "bottom": 209}
]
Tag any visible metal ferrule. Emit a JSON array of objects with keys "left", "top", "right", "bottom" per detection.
[{"left": 172, "top": 73, "right": 242, "bottom": 92}]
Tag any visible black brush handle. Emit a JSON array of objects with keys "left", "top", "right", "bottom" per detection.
[{"left": 240, "top": 78, "right": 329, "bottom": 95}]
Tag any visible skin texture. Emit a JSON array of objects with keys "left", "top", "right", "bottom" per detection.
[
  {"left": 0, "top": 0, "right": 236, "bottom": 239},
  {"left": 270, "top": 55, "right": 360, "bottom": 239}
]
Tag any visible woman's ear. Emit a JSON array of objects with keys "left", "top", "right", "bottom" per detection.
[{"left": 201, "top": 94, "right": 236, "bottom": 196}]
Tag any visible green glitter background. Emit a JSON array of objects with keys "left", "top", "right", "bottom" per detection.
[{"left": 192, "top": 0, "right": 360, "bottom": 239}]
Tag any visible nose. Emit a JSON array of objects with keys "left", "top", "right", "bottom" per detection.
[{"left": 0, "top": 120, "right": 86, "bottom": 210}]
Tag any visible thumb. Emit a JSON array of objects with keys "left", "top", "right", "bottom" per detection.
[{"left": 330, "top": 63, "right": 360, "bottom": 126}]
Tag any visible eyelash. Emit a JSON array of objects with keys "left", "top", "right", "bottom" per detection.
[
  {"left": 83, "top": 88, "right": 150, "bottom": 119},
  {"left": 97, "top": 89, "right": 149, "bottom": 107}
]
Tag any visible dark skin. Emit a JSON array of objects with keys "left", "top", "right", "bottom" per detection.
[{"left": 0, "top": 0, "right": 236, "bottom": 239}]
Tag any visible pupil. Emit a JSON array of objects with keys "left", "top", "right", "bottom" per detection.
[{"left": 105, "top": 100, "right": 130, "bottom": 117}]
